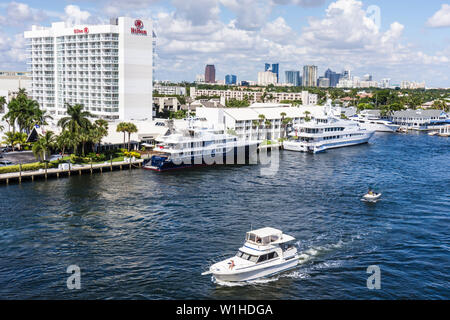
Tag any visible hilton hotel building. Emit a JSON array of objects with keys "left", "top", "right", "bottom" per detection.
[{"left": 24, "top": 17, "right": 155, "bottom": 121}]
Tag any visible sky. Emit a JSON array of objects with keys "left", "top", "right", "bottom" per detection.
[{"left": 0, "top": 0, "right": 449, "bottom": 87}]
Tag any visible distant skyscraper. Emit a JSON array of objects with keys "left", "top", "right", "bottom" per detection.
[
  {"left": 285, "top": 71, "right": 301, "bottom": 86},
  {"left": 381, "top": 78, "right": 391, "bottom": 88},
  {"left": 318, "top": 77, "right": 330, "bottom": 88},
  {"left": 205, "top": 64, "right": 216, "bottom": 83},
  {"left": 225, "top": 74, "right": 237, "bottom": 85},
  {"left": 258, "top": 71, "right": 277, "bottom": 86},
  {"left": 302, "top": 65, "right": 318, "bottom": 87},
  {"left": 264, "top": 63, "right": 279, "bottom": 83},
  {"left": 363, "top": 74, "right": 373, "bottom": 81},
  {"left": 324, "top": 68, "right": 341, "bottom": 87},
  {"left": 342, "top": 70, "right": 351, "bottom": 80}
]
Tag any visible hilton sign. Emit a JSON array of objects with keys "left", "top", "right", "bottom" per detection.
[
  {"left": 74, "top": 27, "right": 89, "bottom": 34},
  {"left": 131, "top": 19, "right": 147, "bottom": 36}
]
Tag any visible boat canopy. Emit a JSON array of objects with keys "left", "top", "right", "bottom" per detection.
[{"left": 246, "top": 227, "right": 295, "bottom": 245}]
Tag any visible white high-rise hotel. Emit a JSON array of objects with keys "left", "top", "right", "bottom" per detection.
[{"left": 24, "top": 17, "right": 154, "bottom": 121}]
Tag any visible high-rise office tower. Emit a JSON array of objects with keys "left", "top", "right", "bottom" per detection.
[
  {"left": 264, "top": 63, "right": 279, "bottom": 83},
  {"left": 285, "top": 71, "right": 301, "bottom": 86},
  {"left": 205, "top": 64, "right": 216, "bottom": 83},
  {"left": 324, "top": 68, "right": 341, "bottom": 87},
  {"left": 24, "top": 17, "right": 154, "bottom": 121},
  {"left": 302, "top": 65, "right": 318, "bottom": 87},
  {"left": 225, "top": 74, "right": 237, "bottom": 85}
]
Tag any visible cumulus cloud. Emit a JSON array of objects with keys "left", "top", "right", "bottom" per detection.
[
  {"left": 426, "top": 4, "right": 450, "bottom": 28},
  {"left": 0, "top": 2, "right": 47, "bottom": 26},
  {"left": 64, "top": 5, "right": 92, "bottom": 25},
  {"left": 0, "top": 0, "right": 448, "bottom": 86},
  {"left": 172, "top": 0, "right": 220, "bottom": 25},
  {"left": 221, "top": 0, "right": 272, "bottom": 30},
  {"left": 271, "top": 0, "right": 326, "bottom": 7}
]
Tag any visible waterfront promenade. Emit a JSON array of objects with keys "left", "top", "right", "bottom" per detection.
[{"left": 0, "top": 159, "right": 144, "bottom": 185}]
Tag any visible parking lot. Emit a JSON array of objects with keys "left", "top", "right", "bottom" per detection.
[{"left": 0, "top": 151, "right": 37, "bottom": 165}]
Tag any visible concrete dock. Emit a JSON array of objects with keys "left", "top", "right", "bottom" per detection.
[{"left": 0, "top": 159, "right": 145, "bottom": 185}]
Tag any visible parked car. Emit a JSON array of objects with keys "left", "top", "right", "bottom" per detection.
[
  {"left": 0, "top": 160, "right": 13, "bottom": 167},
  {"left": 1, "top": 146, "right": 13, "bottom": 153},
  {"left": 49, "top": 154, "right": 63, "bottom": 161}
]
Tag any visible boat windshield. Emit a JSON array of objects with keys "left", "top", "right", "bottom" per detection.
[{"left": 236, "top": 250, "right": 259, "bottom": 263}]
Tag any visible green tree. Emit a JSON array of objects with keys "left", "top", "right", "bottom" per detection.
[
  {"left": 304, "top": 111, "right": 311, "bottom": 122},
  {"left": 57, "top": 103, "right": 93, "bottom": 154},
  {"left": 0, "top": 96, "right": 6, "bottom": 114},
  {"left": 2, "top": 132, "right": 16, "bottom": 151},
  {"left": 116, "top": 122, "right": 128, "bottom": 149},
  {"left": 32, "top": 131, "right": 56, "bottom": 162},
  {"left": 125, "top": 122, "right": 138, "bottom": 151},
  {"left": 56, "top": 130, "right": 73, "bottom": 156}
]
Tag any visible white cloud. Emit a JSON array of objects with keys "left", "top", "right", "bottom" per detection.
[
  {"left": 221, "top": 0, "right": 272, "bottom": 30},
  {"left": 0, "top": 2, "right": 47, "bottom": 26},
  {"left": 64, "top": 5, "right": 92, "bottom": 25},
  {"left": 271, "top": 0, "right": 325, "bottom": 7},
  {"left": 427, "top": 4, "right": 450, "bottom": 28},
  {"left": 172, "top": 0, "right": 220, "bottom": 25}
]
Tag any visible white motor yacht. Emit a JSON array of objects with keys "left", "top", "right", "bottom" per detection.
[
  {"left": 143, "top": 121, "right": 258, "bottom": 171},
  {"left": 202, "top": 227, "right": 299, "bottom": 282},
  {"left": 283, "top": 116, "right": 374, "bottom": 154},
  {"left": 349, "top": 114, "right": 399, "bottom": 133}
]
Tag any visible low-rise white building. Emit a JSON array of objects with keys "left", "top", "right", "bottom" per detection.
[
  {"left": 388, "top": 109, "right": 448, "bottom": 129},
  {"left": 153, "top": 84, "right": 186, "bottom": 96},
  {"left": 196, "top": 103, "right": 325, "bottom": 141},
  {"left": 190, "top": 87, "right": 318, "bottom": 105}
]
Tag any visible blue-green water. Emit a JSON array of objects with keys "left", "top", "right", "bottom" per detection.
[{"left": 0, "top": 133, "right": 449, "bottom": 299}]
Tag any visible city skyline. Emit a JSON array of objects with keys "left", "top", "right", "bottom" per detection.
[{"left": 0, "top": 0, "right": 449, "bottom": 87}]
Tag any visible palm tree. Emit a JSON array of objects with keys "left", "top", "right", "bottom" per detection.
[
  {"left": 90, "top": 121, "right": 108, "bottom": 152},
  {"left": 116, "top": 122, "right": 128, "bottom": 149},
  {"left": 304, "top": 111, "right": 311, "bottom": 122},
  {"left": 2, "top": 132, "right": 16, "bottom": 151},
  {"left": 57, "top": 103, "right": 93, "bottom": 155},
  {"left": 257, "top": 114, "right": 265, "bottom": 140},
  {"left": 14, "top": 132, "right": 28, "bottom": 151},
  {"left": 78, "top": 127, "right": 91, "bottom": 156},
  {"left": 57, "top": 103, "right": 93, "bottom": 133},
  {"left": 264, "top": 119, "right": 272, "bottom": 141},
  {"left": 2, "top": 90, "right": 47, "bottom": 134},
  {"left": 32, "top": 131, "right": 56, "bottom": 162},
  {"left": 0, "top": 96, "right": 6, "bottom": 114},
  {"left": 280, "top": 112, "right": 287, "bottom": 139},
  {"left": 56, "top": 130, "right": 73, "bottom": 156},
  {"left": 125, "top": 122, "right": 138, "bottom": 151}
]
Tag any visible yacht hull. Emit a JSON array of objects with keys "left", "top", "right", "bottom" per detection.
[
  {"left": 143, "top": 145, "right": 257, "bottom": 171},
  {"left": 284, "top": 132, "right": 374, "bottom": 154},
  {"left": 213, "top": 257, "right": 299, "bottom": 282}
]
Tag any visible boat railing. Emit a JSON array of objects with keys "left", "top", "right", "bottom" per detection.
[{"left": 203, "top": 252, "right": 236, "bottom": 271}]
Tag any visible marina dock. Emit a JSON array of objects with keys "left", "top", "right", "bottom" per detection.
[{"left": 0, "top": 159, "right": 145, "bottom": 185}]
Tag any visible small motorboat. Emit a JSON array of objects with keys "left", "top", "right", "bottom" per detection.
[
  {"left": 428, "top": 131, "right": 438, "bottom": 136},
  {"left": 201, "top": 227, "right": 299, "bottom": 282},
  {"left": 362, "top": 192, "right": 382, "bottom": 202}
]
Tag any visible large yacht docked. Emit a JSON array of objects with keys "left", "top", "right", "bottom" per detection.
[
  {"left": 143, "top": 122, "right": 258, "bottom": 171},
  {"left": 348, "top": 113, "right": 399, "bottom": 133},
  {"left": 202, "top": 227, "right": 299, "bottom": 282},
  {"left": 283, "top": 115, "right": 375, "bottom": 154}
]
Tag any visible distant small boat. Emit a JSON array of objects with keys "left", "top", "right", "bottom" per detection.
[
  {"left": 362, "top": 192, "right": 382, "bottom": 202},
  {"left": 428, "top": 131, "right": 438, "bottom": 136},
  {"left": 398, "top": 127, "right": 408, "bottom": 133}
]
